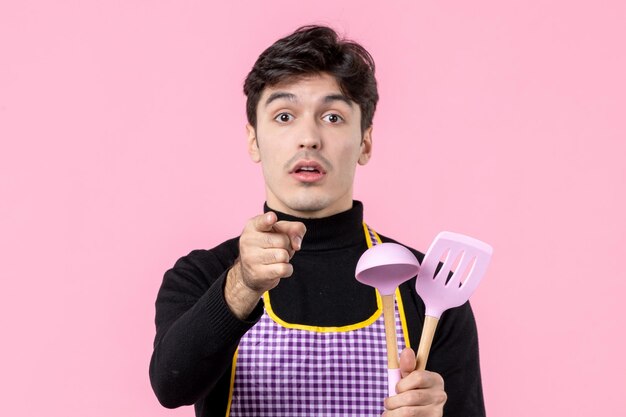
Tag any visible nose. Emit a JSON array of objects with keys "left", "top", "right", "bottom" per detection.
[{"left": 297, "top": 118, "right": 322, "bottom": 150}]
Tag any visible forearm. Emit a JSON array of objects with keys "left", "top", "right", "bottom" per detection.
[{"left": 149, "top": 272, "right": 262, "bottom": 408}]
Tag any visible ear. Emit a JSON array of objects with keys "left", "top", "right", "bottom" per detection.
[
  {"left": 246, "top": 123, "right": 261, "bottom": 163},
  {"left": 358, "top": 126, "right": 373, "bottom": 165}
]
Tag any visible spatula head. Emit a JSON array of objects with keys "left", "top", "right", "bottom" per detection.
[{"left": 416, "top": 232, "right": 493, "bottom": 319}]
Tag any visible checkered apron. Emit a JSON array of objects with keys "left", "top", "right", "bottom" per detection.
[{"left": 227, "top": 224, "right": 409, "bottom": 416}]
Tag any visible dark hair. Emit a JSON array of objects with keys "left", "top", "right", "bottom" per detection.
[{"left": 243, "top": 25, "right": 379, "bottom": 132}]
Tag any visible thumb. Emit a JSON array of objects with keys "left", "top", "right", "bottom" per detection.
[{"left": 399, "top": 348, "right": 416, "bottom": 378}]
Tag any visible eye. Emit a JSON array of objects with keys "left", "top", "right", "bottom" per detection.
[
  {"left": 322, "top": 113, "right": 344, "bottom": 124},
  {"left": 274, "top": 112, "right": 294, "bottom": 123}
]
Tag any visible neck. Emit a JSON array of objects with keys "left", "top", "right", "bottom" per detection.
[{"left": 264, "top": 200, "right": 365, "bottom": 251}]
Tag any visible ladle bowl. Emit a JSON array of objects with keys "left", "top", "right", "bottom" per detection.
[{"left": 355, "top": 243, "right": 420, "bottom": 294}]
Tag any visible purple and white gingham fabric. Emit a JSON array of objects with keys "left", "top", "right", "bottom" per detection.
[{"left": 228, "top": 227, "right": 407, "bottom": 416}]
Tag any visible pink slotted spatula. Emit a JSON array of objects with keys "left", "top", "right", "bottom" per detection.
[{"left": 414, "top": 231, "right": 493, "bottom": 371}]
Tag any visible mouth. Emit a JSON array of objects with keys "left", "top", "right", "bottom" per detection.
[{"left": 290, "top": 160, "right": 326, "bottom": 183}]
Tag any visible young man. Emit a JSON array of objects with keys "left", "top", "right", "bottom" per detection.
[{"left": 150, "top": 26, "right": 485, "bottom": 417}]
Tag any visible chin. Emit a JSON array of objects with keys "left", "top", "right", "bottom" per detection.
[
  {"left": 267, "top": 185, "right": 352, "bottom": 217},
  {"left": 286, "top": 196, "right": 332, "bottom": 213},
  {"left": 283, "top": 192, "right": 353, "bottom": 217}
]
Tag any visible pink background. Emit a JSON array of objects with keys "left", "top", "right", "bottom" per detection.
[{"left": 1, "top": 1, "right": 625, "bottom": 415}]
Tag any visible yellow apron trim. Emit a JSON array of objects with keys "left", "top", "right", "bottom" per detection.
[
  {"left": 362, "top": 221, "right": 377, "bottom": 247},
  {"left": 225, "top": 348, "right": 239, "bottom": 417},
  {"left": 263, "top": 290, "right": 382, "bottom": 332}
]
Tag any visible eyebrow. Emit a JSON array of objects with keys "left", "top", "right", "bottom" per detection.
[
  {"left": 264, "top": 92, "right": 297, "bottom": 107},
  {"left": 264, "top": 92, "right": 354, "bottom": 107},
  {"left": 323, "top": 94, "right": 354, "bottom": 107}
]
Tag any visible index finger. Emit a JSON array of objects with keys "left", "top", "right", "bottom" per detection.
[{"left": 249, "top": 212, "right": 278, "bottom": 232}]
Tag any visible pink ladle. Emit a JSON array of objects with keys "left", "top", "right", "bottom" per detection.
[{"left": 355, "top": 243, "right": 420, "bottom": 397}]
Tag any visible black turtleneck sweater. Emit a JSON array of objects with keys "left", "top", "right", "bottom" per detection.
[{"left": 149, "top": 202, "right": 485, "bottom": 416}]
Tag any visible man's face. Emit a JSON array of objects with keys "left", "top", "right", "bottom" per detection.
[{"left": 247, "top": 72, "right": 372, "bottom": 218}]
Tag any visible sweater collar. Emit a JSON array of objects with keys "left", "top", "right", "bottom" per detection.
[{"left": 263, "top": 201, "right": 365, "bottom": 251}]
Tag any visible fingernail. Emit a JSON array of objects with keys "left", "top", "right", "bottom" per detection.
[
  {"left": 266, "top": 213, "right": 273, "bottom": 223},
  {"left": 294, "top": 235, "right": 302, "bottom": 249}
]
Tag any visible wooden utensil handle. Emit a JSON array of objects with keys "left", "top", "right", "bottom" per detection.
[
  {"left": 415, "top": 315, "right": 439, "bottom": 371},
  {"left": 381, "top": 294, "right": 399, "bottom": 369}
]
